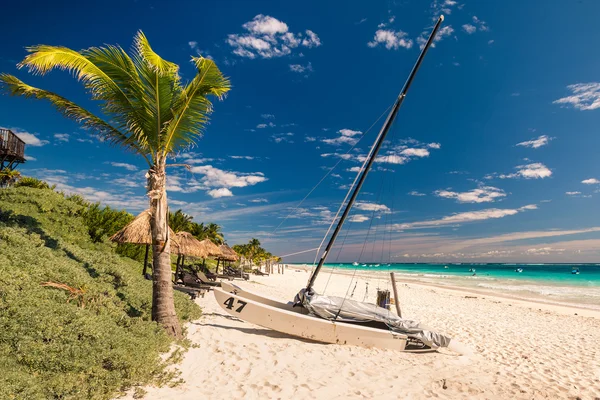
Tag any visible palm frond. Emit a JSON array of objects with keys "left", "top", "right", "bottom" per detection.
[
  {"left": 18, "top": 44, "right": 148, "bottom": 144},
  {"left": 133, "top": 31, "right": 183, "bottom": 156},
  {"left": 134, "top": 31, "right": 179, "bottom": 76},
  {"left": 163, "top": 57, "right": 231, "bottom": 153},
  {"left": 82, "top": 45, "right": 153, "bottom": 148},
  {"left": 0, "top": 74, "right": 151, "bottom": 165}
]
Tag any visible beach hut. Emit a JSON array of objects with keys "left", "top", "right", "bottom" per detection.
[
  {"left": 215, "top": 244, "right": 239, "bottom": 274},
  {"left": 172, "top": 232, "right": 212, "bottom": 279},
  {"left": 110, "top": 209, "right": 178, "bottom": 276}
]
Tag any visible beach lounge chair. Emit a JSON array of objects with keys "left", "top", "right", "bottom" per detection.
[
  {"left": 224, "top": 266, "right": 250, "bottom": 280},
  {"left": 173, "top": 284, "right": 207, "bottom": 300},
  {"left": 182, "top": 272, "right": 219, "bottom": 288},
  {"left": 194, "top": 271, "right": 222, "bottom": 287},
  {"left": 253, "top": 268, "right": 269, "bottom": 276}
]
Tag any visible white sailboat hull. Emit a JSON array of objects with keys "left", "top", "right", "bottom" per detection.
[
  {"left": 214, "top": 288, "right": 416, "bottom": 351},
  {"left": 220, "top": 281, "right": 305, "bottom": 313}
]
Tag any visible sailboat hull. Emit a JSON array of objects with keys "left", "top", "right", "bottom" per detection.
[
  {"left": 213, "top": 288, "right": 419, "bottom": 351},
  {"left": 221, "top": 281, "right": 306, "bottom": 313}
]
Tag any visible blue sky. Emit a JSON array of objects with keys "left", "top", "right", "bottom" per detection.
[{"left": 2, "top": 0, "right": 600, "bottom": 263}]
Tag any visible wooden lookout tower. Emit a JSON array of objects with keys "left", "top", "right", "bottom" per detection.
[{"left": 0, "top": 128, "right": 26, "bottom": 170}]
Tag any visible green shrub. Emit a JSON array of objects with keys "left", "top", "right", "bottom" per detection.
[
  {"left": 0, "top": 186, "right": 201, "bottom": 399},
  {"left": 83, "top": 203, "right": 135, "bottom": 243},
  {"left": 14, "top": 176, "right": 55, "bottom": 190}
]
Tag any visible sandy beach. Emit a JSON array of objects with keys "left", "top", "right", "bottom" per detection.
[{"left": 126, "top": 267, "right": 600, "bottom": 400}]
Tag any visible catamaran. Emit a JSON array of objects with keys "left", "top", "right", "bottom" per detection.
[{"left": 215, "top": 15, "right": 465, "bottom": 354}]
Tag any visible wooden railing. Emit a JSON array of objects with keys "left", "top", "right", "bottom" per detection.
[{"left": 0, "top": 128, "right": 26, "bottom": 160}]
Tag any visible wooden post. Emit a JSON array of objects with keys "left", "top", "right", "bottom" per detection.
[
  {"left": 142, "top": 244, "right": 150, "bottom": 276},
  {"left": 390, "top": 272, "right": 402, "bottom": 317},
  {"left": 174, "top": 254, "right": 182, "bottom": 282},
  {"left": 216, "top": 259, "right": 220, "bottom": 274}
]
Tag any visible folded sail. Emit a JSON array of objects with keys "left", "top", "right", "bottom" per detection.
[{"left": 296, "top": 289, "right": 451, "bottom": 349}]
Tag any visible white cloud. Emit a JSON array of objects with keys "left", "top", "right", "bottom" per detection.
[
  {"left": 582, "top": 178, "right": 600, "bottom": 185},
  {"left": 190, "top": 165, "right": 267, "bottom": 193},
  {"left": 305, "top": 136, "right": 317, "bottom": 142},
  {"left": 230, "top": 155, "right": 255, "bottom": 160},
  {"left": 493, "top": 163, "right": 552, "bottom": 179},
  {"left": 261, "top": 114, "right": 275, "bottom": 119},
  {"left": 526, "top": 247, "right": 565, "bottom": 255},
  {"left": 488, "top": 39, "right": 495, "bottom": 45},
  {"left": 566, "top": 191, "right": 581, "bottom": 196},
  {"left": 271, "top": 132, "right": 294, "bottom": 143},
  {"left": 289, "top": 62, "right": 313, "bottom": 74},
  {"left": 24, "top": 155, "right": 36, "bottom": 161},
  {"left": 395, "top": 204, "right": 537, "bottom": 230},
  {"left": 400, "top": 148, "right": 430, "bottom": 157},
  {"left": 108, "top": 162, "right": 138, "bottom": 171},
  {"left": 516, "top": 135, "right": 552, "bottom": 149},
  {"left": 417, "top": 25, "right": 454, "bottom": 50},
  {"left": 322, "top": 128, "right": 362, "bottom": 146},
  {"left": 3, "top": 127, "right": 49, "bottom": 147},
  {"left": 257, "top": 122, "right": 275, "bottom": 128},
  {"left": 227, "top": 15, "right": 321, "bottom": 59},
  {"left": 349, "top": 214, "right": 369, "bottom": 223},
  {"left": 368, "top": 29, "right": 413, "bottom": 50},
  {"left": 554, "top": 83, "right": 600, "bottom": 111},
  {"left": 462, "top": 24, "right": 476, "bottom": 34},
  {"left": 428, "top": 142, "right": 441, "bottom": 149},
  {"left": 355, "top": 201, "right": 390, "bottom": 213},
  {"left": 208, "top": 188, "right": 233, "bottom": 198},
  {"left": 435, "top": 186, "right": 506, "bottom": 203},
  {"left": 302, "top": 30, "right": 321, "bottom": 47},
  {"left": 408, "top": 191, "right": 426, "bottom": 196},
  {"left": 54, "top": 133, "right": 70, "bottom": 142},
  {"left": 249, "top": 198, "right": 268, "bottom": 203}
]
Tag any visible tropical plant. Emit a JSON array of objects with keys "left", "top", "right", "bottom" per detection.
[
  {"left": 83, "top": 203, "right": 134, "bottom": 243},
  {"left": 0, "top": 32, "right": 231, "bottom": 337},
  {"left": 0, "top": 168, "right": 21, "bottom": 188},
  {"left": 14, "top": 176, "right": 55, "bottom": 189},
  {"left": 168, "top": 209, "right": 192, "bottom": 233},
  {"left": 204, "top": 222, "right": 224, "bottom": 244}
]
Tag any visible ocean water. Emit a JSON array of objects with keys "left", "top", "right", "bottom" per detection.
[{"left": 297, "top": 263, "right": 600, "bottom": 310}]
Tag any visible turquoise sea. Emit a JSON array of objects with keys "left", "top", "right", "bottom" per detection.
[{"left": 295, "top": 263, "right": 600, "bottom": 310}]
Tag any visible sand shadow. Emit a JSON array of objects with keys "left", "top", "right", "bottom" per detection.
[{"left": 196, "top": 322, "right": 323, "bottom": 344}]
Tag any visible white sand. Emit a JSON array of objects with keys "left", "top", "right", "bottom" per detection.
[{"left": 127, "top": 268, "right": 600, "bottom": 399}]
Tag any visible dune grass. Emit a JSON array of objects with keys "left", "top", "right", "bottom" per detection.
[{"left": 0, "top": 186, "right": 201, "bottom": 399}]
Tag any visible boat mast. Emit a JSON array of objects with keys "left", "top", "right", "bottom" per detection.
[{"left": 306, "top": 15, "right": 445, "bottom": 292}]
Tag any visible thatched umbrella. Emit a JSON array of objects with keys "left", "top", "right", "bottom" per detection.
[
  {"left": 172, "top": 232, "right": 211, "bottom": 279},
  {"left": 215, "top": 243, "right": 238, "bottom": 273},
  {"left": 110, "top": 209, "right": 177, "bottom": 276}
]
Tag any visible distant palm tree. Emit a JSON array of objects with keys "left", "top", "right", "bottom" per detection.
[
  {"left": 169, "top": 209, "right": 193, "bottom": 233},
  {"left": 205, "top": 223, "right": 224, "bottom": 245},
  {"left": 0, "top": 32, "right": 231, "bottom": 337}
]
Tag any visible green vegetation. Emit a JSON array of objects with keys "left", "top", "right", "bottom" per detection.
[
  {"left": 233, "top": 238, "right": 281, "bottom": 267},
  {"left": 0, "top": 186, "right": 201, "bottom": 399},
  {"left": 0, "top": 168, "right": 21, "bottom": 188},
  {"left": 0, "top": 30, "right": 231, "bottom": 336},
  {"left": 14, "top": 176, "right": 55, "bottom": 190},
  {"left": 168, "top": 209, "right": 224, "bottom": 244}
]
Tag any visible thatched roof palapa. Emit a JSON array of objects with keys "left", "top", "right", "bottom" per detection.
[
  {"left": 217, "top": 244, "right": 239, "bottom": 261},
  {"left": 173, "top": 232, "right": 210, "bottom": 258},
  {"left": 199, "top": 239, "right": 222, "bottom": 258},
  {"left": 110, "top": 209, "right": 177, "bottom": 245}
]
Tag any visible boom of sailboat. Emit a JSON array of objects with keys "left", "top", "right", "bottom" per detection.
[{"left": 216, "top": 15, "right": 467, "bottom": 354}]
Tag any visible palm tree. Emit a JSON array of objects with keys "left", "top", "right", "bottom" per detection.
[
  {"left": 169, "top": 209, "right": 193, "bottom": 233},
  {"left": 0, "top": 32, "right": 231, "bottom": 337},
  {"left": 204, "top": 223, "right": 224, "bottom": 245},
  {"left": 0, "top": 168, "right": 21, "bottom": 188}
]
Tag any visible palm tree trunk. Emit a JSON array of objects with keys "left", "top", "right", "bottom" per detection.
[{"left": 147, "top": 163, "right": 182, "bottom": 338}]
